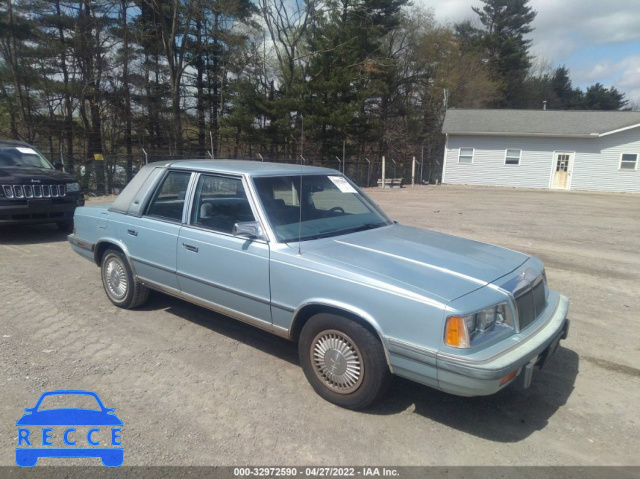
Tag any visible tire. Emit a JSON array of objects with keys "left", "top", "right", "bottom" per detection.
[
  {"left": 101, "top": 248, "right": 149, "bottom": 309},
  {"left": 298, "top": 313, "right": 392, "bottom": 410},
  {"left": 57, "top": 220, "right": 74, "bottom": 233}
]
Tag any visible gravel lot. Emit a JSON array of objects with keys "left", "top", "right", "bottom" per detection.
[{"left": 1, "top": 184, "right": 638, "bottom": 467}]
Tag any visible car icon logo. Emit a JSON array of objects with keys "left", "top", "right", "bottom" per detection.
[{"left": 15, "top": 390, "right": 123, "bottom": 467}]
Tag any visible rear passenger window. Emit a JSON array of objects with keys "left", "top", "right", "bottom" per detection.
[
  {"left": 145, "top": 171, "right": 192, "bottom": 222},
  {"left": 191, "top": 175, "right": 254, "bottom": 234}
]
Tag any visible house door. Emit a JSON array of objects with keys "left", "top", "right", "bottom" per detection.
[{"left": 552, "top": 153, "right": 573, "bottom": 189}]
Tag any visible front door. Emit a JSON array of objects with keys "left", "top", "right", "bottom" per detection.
[
  {"left": 552, "top": 152, "right": 573, "bottom": 189},
  {"left": 176, "top": 174, "right": 272, "bottom": 327}
]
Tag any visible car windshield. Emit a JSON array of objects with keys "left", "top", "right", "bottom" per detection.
[
  {"left": 0, "top": 146, "right": 53, "bottom": 169},
  {"left": 253, "top": 174, "right": 392, "bottom": 242}
]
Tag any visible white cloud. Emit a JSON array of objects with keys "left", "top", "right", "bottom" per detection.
[
  {"left": 414, "top": 0, "right": 640, "bottom": 101},
  {"left": 530, "top": 0, "right": 640, "bottom": 61},
  {"left": 614, "top": 57, "right": 640, "bottom": 103}
]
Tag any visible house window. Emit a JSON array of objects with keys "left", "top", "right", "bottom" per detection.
[
  {"left": 458, "top": 147, "right": 474, "bottom": 164},
  {"left": 505, "top": 149, "right": 521, "bottom": 165},
  {"left": 620, "top": 153, "right": 637, "bottom": 170}
]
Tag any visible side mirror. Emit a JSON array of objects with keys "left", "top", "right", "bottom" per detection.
[
  {"left": 233, "top": 221, "right": 266, "bottom": 241},
  {"left": 53, "top": 162, "right": 64, "bottom": 170}
]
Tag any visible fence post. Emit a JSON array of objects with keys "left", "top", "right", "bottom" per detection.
[
  {"left": 381, "top": 156, "right": 386, "bottom": 189},
  {"left": 412, "top": 156, "right": 416, "bottom": 186}
]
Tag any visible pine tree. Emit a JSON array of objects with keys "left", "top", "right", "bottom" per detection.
[
  {"left": 306, "top": 0, "right": 408, "bottom": 159},
  {"left": 582, "top": 83, "right": 627, "bottom": 111},
  {"left": 466, "top": 0, "right": 537, "bottom": 108}
]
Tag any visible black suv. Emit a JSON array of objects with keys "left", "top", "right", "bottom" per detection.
[{"left": 0, "top": 140, "right": 84, "bottom": 232}]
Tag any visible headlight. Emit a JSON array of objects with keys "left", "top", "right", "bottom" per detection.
[
  {"left": 67, "top": 182, "right": 81, "bottom": 193},
  {"left": 445, "top": 302, "right": 513, "bottom": 349}
]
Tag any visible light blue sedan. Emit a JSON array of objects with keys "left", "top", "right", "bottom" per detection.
[{"left": 69, "top": 160, "right": 569, "bottom": 409}]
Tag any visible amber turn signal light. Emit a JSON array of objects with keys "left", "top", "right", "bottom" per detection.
[
  {"left": 445, "top": 316, "right": 470, "bottom": 348},
  {"left": 500, "top": 370, "right": 518, "bottom": 386}
]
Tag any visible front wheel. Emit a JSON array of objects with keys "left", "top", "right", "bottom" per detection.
[
  {"left": 298, "top": 313, "right": 391, "bottom": 410},
  {"left": 101, "top": 249, "right": 149, "bottom": 309}
]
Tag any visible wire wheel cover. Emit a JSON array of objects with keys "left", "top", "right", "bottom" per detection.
[
  {"left": 311, "top": 330, "right": 364, "bottom": 394},
  {"left": 105, "top": 257, "right": 128, "bottom": 300}
]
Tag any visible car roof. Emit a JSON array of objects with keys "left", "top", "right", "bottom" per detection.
[{"left": 164, "top": 159, "right": 339, "bottom": 177}]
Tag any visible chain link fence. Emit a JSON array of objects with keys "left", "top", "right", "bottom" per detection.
[{"left": 46, "top": 152, "right": 443, "bottom": 195}]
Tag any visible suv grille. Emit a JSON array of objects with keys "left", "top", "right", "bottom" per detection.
[
  {"left": 2, "top": 184, "right": 66, "bottom": 198},
  {"left": 515, "top": 279, "right": 547, "bottom": 330}
]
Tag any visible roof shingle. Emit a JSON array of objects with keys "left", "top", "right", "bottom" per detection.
[{"left": 442, "top": 109, "right": 640, "bottom": 137}]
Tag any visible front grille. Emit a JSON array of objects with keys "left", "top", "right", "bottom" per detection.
[
  {"left": 1, "top": 184, "right": 66, "bottom": 199},
  {"left": 515, "top": 279, "right": 547, "bottom": 330}
]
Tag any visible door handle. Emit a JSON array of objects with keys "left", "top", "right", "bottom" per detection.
[
  {"left": 127, "top": 229, "right": 138, "bottom": 236},
  {"left": 182, "top": 243, "right": 198, "bottom": 253}
]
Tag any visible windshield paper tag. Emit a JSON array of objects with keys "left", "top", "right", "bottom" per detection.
[
  {"left": 16, "top": 147, "right": 37, "bottom": 154},
  {"left": 328, "top": 176, "right": 356, "bottom": 193}
]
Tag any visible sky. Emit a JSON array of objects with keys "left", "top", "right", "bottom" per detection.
[{"left": 417, "top": 0, "right": 640, "bottom": 106}]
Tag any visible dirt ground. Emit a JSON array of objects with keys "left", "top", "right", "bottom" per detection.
[{"left": 0, "top": 184, "right": 638, "bottom": 467}]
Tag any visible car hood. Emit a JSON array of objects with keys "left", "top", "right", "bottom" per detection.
[
  {"left": 16, "top": 409, "right": 123, "bottom": 426},
  {"left": 303, "top": 224, "right": 529, "bottom": 301},
  {"left": 0, "top": 166, "right": 74, "bottom": 182}
]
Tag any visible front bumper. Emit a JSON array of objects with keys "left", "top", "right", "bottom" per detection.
[
  {"left": 0, "top": 195, "right": 84, "bottom": 225},
  {"left": 436, "top": 292, "right": 570, "bottom": 396}
]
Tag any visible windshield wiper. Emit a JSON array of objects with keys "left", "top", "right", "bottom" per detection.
[
  {"left": 347, "top": 222, "right": 388, "bottom": 234},
  {"left": 301, "top": 230, "right": 342, "bottom": 241},
  {"left": 301, "top": 223, "right": 387, "bottom": 241}
]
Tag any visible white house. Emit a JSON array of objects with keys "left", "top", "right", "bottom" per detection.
[{"left": 441, "top": 109, "right": 640, "bottom": 193}]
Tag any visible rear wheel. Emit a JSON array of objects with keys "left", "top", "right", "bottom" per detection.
[
  {"left": 299, "top": 313, "right": 391, "bottom": 409},
  {"left": 101, "top": 249, "right": 149, "bottom": 309}
]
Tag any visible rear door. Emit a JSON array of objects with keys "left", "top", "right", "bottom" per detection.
[
  {"left": 122, "top": 170, "right": 192, "bottom": 291},
  {"left": 176, "top": 173, "right": 272, "bottom": 326}
]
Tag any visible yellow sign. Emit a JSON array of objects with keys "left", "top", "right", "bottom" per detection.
[{"left": 94, "top": 153, "right": 104, "bottom": 161}]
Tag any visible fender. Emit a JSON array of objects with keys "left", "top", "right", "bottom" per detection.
[
  {"left": 94, "top": 238, "right": 138, "bottom": 277},
  {"left": 290, "top": 299, "right": 394, "bottom": 372}
]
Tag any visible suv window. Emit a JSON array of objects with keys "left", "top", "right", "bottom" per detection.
[
  {"left": 191, "top": 175, "right": 254, "bottom": 234},
  {"left": 146, "top": 171, "right": 191, "bottom": 222},
  {"left": 0, "top": 146, "right": 53, "bottom": 169}
]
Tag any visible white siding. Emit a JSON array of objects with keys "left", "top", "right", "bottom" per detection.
[
  {"left": 443, "top": 130, "right": 640, "bottom": 193},
  {"left": 571, "top": 128, "right": 640, "bottom": 192}
]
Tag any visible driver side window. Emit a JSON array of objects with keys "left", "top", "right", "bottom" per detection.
[{"left": 191, "top": 175, "right": 254, "bottom": 234}]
